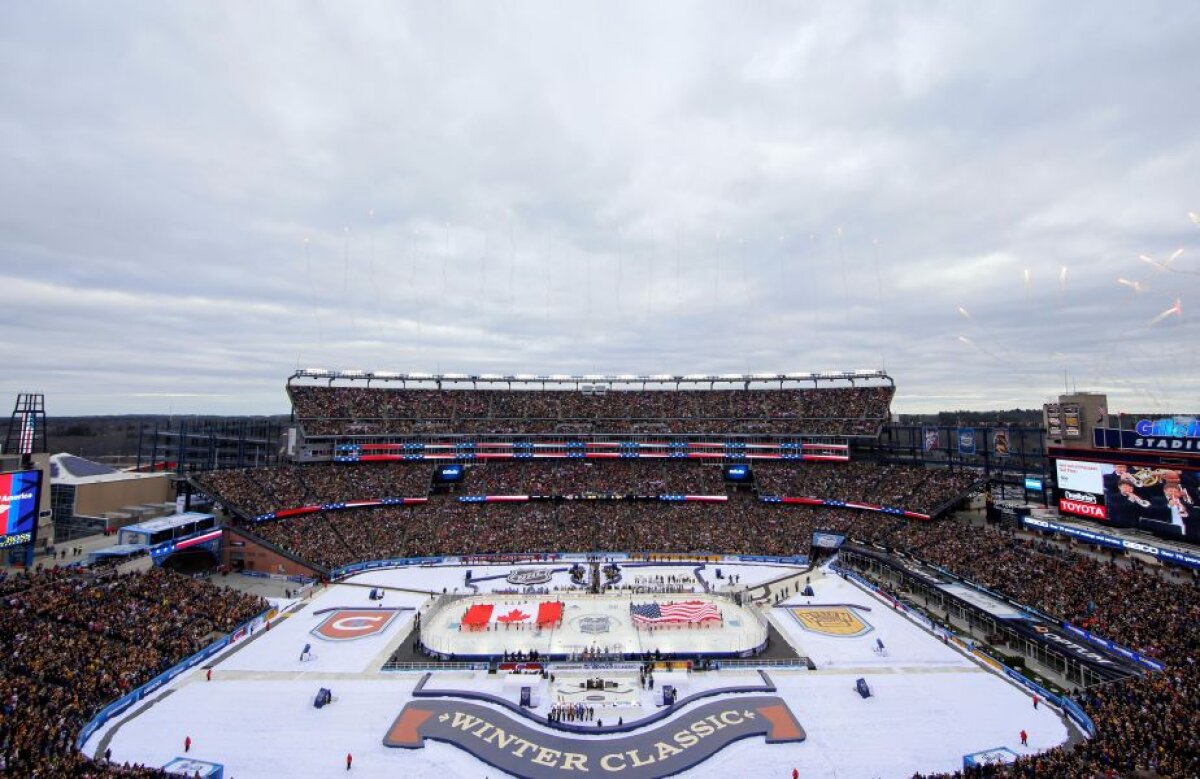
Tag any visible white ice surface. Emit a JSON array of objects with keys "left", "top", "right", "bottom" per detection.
[
  {"left": 773, "top": 573, "right": 975, "bottom": 670},
  {"left": 94, "top": 562, "right": 1071, "bottom": 778}
]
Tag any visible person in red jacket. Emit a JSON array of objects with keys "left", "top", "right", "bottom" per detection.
[
  {"left": 1020, "top": 729, "right": 1028, "bottom": 746},
  {"left": 184, "top": 736, "right": 192, "bottom": 753},
  {"left": 346, "top": 752, "right": 353, "bottom": 771}
]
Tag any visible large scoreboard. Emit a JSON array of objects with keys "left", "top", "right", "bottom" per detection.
[
  {"left": 1055, "top": 457, "right": 1199, "bottom": 541},
  {"left": 0, "top": 470, "right": 43, "bottom": 550}
]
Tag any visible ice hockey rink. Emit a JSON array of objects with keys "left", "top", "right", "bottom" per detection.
[{"left": 87, "top": 561, "right": 1073, "bottom": 778}]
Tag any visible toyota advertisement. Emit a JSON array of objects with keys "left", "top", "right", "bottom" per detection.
[{"left": 1055, "top": 458, "right": 1199, "bottom": 540}]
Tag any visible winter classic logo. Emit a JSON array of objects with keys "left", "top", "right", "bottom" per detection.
[
  {"left": 383, "top": 696, "right": 805, "bottom": 777},
  {"left": 506, "top": 568, "right": 555, "bottom": 586},
  {"left": 786, "top": 606, "right": 873, "bottom": 637},
  {"left": 311, "top": 608, "right": 401, "bottom": 641}
]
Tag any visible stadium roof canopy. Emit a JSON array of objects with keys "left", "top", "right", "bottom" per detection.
[
  {"left": 288, "top": 369, "right": 892, "bottom": 387},
  {"left": 49, "top": 453, "right": 166, "bottom": 486},
  {"left": 121, "top": 512, "right": 215, "bottom": 535}
]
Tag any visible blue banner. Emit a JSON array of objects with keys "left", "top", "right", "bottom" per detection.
[{"left": 957, "top": 428, "right": 977, "bottom": 455}]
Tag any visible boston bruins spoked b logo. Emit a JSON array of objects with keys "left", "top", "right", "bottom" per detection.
[{"left": 312, "top": 608, "right": 402, "bottom": 641}]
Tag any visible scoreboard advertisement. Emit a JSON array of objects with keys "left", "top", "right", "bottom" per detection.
[
  {"left": 0, "top": 470, "right": 42, "bottom": 550},
  {"left": 1055, "top": 458, "right": 1199, "bottom": 541}
]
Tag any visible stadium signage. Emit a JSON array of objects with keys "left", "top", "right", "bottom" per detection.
[
  {"left": 1009, "top": 622, "right": 1125, "bottom": 674},
  {"left": 1023, "top": 516, "right": 1200, "bottom": 570},
  {"left": 1062, "top": 490, "right": 1098, "bottom": 504},
  {"left": 1135, "top": 418, "right": 1200, "bottom": 438},
  {"left": 1059, "top": 498, "right": 1106, "bottom": 519},
  {"left": 384, "top": 697, "right": 805, "bottom": 777},
  {"left": 1095, "top": 427, "right": 1200, "bottom": 451}
]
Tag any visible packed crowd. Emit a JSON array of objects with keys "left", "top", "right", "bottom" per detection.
[
  {"left": 193, "top": 463, "right": 435, "bottom": 516},
  {"left": 195, "top": 460, "right": 975, "bottom": 520},
  {"left": 244, "top": 497, "right": 864, "bottom": 568},
  {"left": 755, "top": 462, "right": 980, "bottom": 515},
  {"left": 0, "top": 567, "right": 266, "bottom": 777},
  {"left": 289, "top": 385, "right": 894, "bottom": 436},
  {"left": 874, "top": 522, "right": 1200, "bottom": 777},
  {"left": 460, "top": 461, "right": 726, "bottom": 496}
]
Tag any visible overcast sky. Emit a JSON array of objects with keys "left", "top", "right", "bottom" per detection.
[{"left": 2, "top": 2, "right": 1198, "bottom": 416}]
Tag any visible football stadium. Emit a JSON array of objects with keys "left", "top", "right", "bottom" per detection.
[
  {"left": 4, "top": 374, "right": 1199, "bottom": 777},
  {"left": 3, "top": 4, "right": 1198, "bottom": 778}
]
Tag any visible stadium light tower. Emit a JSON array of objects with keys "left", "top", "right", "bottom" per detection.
[{"left": 4, "top": 393, "right": 47, "bottom": 462}]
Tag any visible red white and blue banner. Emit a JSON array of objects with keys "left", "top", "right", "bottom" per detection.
[
  {"left": 253, "top": 496, "right": 428, "bottom": 523},
  {"left": 762, "top": 495, "right": 931, "bottom": 521}
]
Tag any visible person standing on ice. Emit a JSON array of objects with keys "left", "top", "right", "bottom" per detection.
[
  {"left": 1020, "top": 729, "right": 1028, "bottom": 746},
  {"left": 184, "top": 736, "right": 191, "bottom": 753},
  {"left": 346, "top": 752, "right": 353, "bottom": 770}
]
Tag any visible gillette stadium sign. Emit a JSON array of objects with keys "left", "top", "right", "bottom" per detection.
[
  {"left": 1135, "top": 418, "right": 1200, "bottom": 438},
  {"left": 1094, "top": 418, "right": 1200, "bottom": 451}
]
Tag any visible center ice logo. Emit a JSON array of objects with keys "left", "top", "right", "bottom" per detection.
[
  {"left": 787, "top": 606, "right": 873, "bottom": 637},
  {"left": 383, "top": 696, "right": 805, "bottom": 777},
  {"left": 506, "top": 568, "right": 554, "bottom": 586},
  {"left": 312, "top": 608, "right": 401, "bottom": 641}
]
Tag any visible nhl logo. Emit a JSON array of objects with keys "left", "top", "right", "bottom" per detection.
[
  {"left": 578, "top": 616, "right": 611, "bottom": 635},
  {"left": 506, "top": 568, "right": 553, "bottom": 586}
]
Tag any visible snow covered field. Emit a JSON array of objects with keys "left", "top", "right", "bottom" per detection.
[{"left": 89, "top": 561, "right": 1072, "bottom": 778}]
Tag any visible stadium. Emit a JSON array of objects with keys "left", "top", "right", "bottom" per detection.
[{"left": 5, "top": 372, "right": 1199, "bottom": 778}]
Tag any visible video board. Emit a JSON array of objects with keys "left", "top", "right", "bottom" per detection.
[
  {"left": 0, "top": 470, "right": 42, "bottom": 550},
  {"left": 724, "top": 463, "right": 751, "bottom": 482},
  {"left": 1055, "top": 458, "right": 1199, "bottom": 541},
  {"left": 811, "top": 531, "right": 847, "bottom": 549}
]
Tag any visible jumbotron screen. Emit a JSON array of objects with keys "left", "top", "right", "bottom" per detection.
[
  {"left": 1055, "top": 458, "right": 1199, "bottom": 541},
  {"left": 0, "top": 470, "right": 41, "bottom": 550}
]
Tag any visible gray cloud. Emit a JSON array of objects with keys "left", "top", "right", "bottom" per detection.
[{"left": 1, "top": 1, "right": 1198, "bottom": 415}]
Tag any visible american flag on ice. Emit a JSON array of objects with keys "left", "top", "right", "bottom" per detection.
[{"left": 630, "top": 600, "right": 720, "bottom": 627}]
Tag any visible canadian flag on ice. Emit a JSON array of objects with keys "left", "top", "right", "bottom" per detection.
[{"left": 496, "top": 608, "right": 531, "bottom": 624}]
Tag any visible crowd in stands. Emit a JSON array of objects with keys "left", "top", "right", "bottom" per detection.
[
  {"left": 881, "top": 522, "right": 1200, "bottom": 777},
  {"left": 193, "top": 463, "right": 435, "bottom": 516},
  {"left": 0, "top": 566, "right": 266, "bottom": 777},
  {"left": 755, "top": 462, "right": 980, "bottom": 515},
  {"left": 288, "top": 385, "right": 894, "bottom": 437},
  {"left": 460, "top": 461, "right": 726, "bottom": 496},
  {"left": 244, "top": 497, "right": 863, "bottom": 569},
  {"left": 195, "top": 459, "right": 976, "bottom": 519}
]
